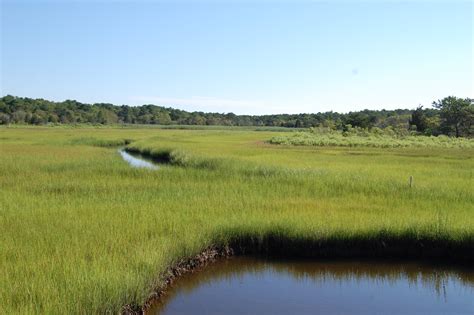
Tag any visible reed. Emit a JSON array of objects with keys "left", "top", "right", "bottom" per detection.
[{"left": 0, "top": 126, "right": 472, "bottom": 314}]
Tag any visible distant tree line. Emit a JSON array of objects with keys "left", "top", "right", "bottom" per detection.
[{"left": 0, "top": 95, "right": 472, "bottom": 137}]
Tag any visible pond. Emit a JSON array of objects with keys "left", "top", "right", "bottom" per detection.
[
  {"left": 149, "top": 257, "right": 473, "bottom": 315},
  {"left": 119, "top": 149, "right": 159, "bottom": 170}
]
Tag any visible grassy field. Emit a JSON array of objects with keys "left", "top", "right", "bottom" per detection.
[{"left": 1, "top": 126, "right": 473, "bottom": 314}]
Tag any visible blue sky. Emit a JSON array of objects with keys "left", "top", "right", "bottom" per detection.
[{"left": 1, "top": 0, "right": 472, "bottom": 114}]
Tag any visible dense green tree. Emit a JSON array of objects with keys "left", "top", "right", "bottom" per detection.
[
  {"left": 0, "top": 113, "right": 10, "bottom": 124},
  {"left": 11, "top": 110, "right": 27, "bottom": 123},
  {"left": 432, "top": 96, "right": 473, "bottom": 137},
  {"left": 344, "top": 112, "right": 377, "bottom": 129},
  {"left": 409, "top": 106, "right": 428, "bottom": 132},
  {"left": 0, "top": 95, "right": 471, "bottom": 138},
  {"left": 152, "top": 112, "right": 171, "bottom": 125}
]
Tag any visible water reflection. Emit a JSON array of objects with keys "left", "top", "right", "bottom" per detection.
[
  {"left": 119, "top": 149, "right": 158, "bottom": 170},
  {"left": 151, "top": 257, "right": 474, "bottom": 315}
]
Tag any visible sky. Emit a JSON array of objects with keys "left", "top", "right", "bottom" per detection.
[{"left": 1, "top": 0, "right": 472, "bottom": 115}]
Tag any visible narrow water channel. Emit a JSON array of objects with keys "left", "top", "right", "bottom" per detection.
[
  {"left": 119, "top": 149, "right": 159, "bottom": 170},
  {"left": 150, "top": 257, "right": 473, "bottom": 315}
]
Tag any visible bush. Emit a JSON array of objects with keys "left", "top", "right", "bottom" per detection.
[{"left": 269, "top": 129, "right": 474, "bottom": 149}]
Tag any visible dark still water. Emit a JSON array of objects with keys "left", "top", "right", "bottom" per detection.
[{"left": 150, "top": 257, "right": 474, "bottom": 315}]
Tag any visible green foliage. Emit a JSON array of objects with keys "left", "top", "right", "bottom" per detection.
[
  {"left": 0, "top": 95, "right": 428, "bottom": 131},
  {"left": 433, "top": 96, "right": 474, "bottom": 137},
  {"left": 409, "top": 106, "right": 428, "bottom": 132},
  {"left": 269, "top": 128, "right": 474, "bottom": 148},
  {"left": 344, "top": 111, "right": 377, "bottom": 129},
  {"left": 3, "top": 95, "right": 472, "bottom": 138},
  {"left": 2, "top": 95, "right": 472, "bottom": 138}
]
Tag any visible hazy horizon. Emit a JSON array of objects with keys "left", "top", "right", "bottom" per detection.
[{"left": 1, "top": 1, "right": 472, "bottom": 115}]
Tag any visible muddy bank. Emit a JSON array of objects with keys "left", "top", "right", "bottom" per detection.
[
  {"left": 121, "top": 235, "right": 473, "bottom": 314},
  {"left": 122, "top": 246, "right": 234, "bottom": 315}
]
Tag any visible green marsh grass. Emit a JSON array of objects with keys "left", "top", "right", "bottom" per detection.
[{"left": 0, "top": 127, "right": 473, "bottom": 314}]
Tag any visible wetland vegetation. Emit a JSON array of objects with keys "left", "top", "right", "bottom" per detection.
[
  {"left": 2, "top": 0, "right": 473, "bottom": 313},
  {"left": 1, "top": 126, "right": 473, "bottom": 314},
  {"left": 269, "top": 127, "right": 474, "bottom": 148}
]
